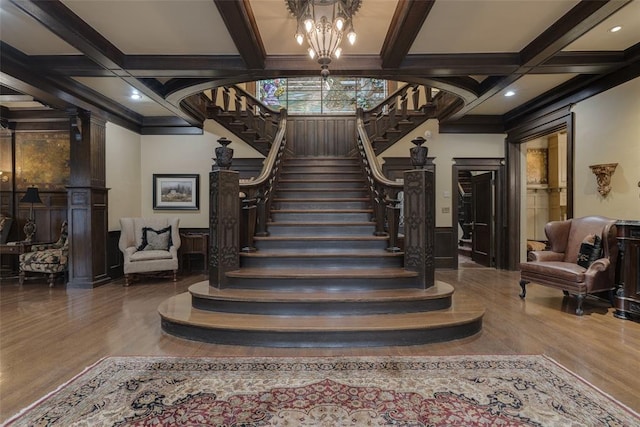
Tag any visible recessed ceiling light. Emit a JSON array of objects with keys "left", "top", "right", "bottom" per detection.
[
  {"left": 504, "top": 90, "right": 515, "bottom": 97},
  {"left": 610, "top": 26, "right": 622, "bottom": 33},
  {"left": 130, "top": 90, "right": 141, "bottom": 100}
]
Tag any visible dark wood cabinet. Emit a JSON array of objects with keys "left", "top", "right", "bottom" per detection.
[
  {"left": 614, "top": 220, "right": 640, "bottom": 320},
  {"left": 180, "top": 232, "right": 209, "bottom": 272}
]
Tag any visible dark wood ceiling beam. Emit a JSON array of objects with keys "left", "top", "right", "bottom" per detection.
[
  {"left": 519, "top": 0, "right": 632, "bottom": 67},
  {"left": 447, "top": 0, "right": 633, "bottom": 121},
  {"left": 399, "top": 53, "right": 520, "bottom": 75},
  {"left": 9, "top": 0, "right": 202, "bottom": 127},
  {"left": 380, "top": 0, "right": 435, "bottom": 69},
  {"left": 0, "top": 43, "right": 145, "bottom": 132},
  {"left": 9, "top": 0, "right": 125, "bottom": 70},
  {"left": 214, "top": 0, "right": 266, "bottom": 69},
  {"left": 504, "top": 60, "right": 640, "bottom": 128}
]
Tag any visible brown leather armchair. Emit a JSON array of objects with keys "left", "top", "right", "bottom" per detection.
[{"left": 519, "top": 216, "right": 618, "bottom": 316}]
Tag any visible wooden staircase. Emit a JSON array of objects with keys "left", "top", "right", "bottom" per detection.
[{"left": 159, "top": 157, "right": 484, "bottom": 347}]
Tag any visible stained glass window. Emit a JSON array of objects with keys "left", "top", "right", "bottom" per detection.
[{"left": 257, "top": 77, "right": 387, "bottom": 114}]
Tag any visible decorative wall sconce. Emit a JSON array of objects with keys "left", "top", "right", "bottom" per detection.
[{"left": 589, "top": 163, "right": 617, "bottom": 196}]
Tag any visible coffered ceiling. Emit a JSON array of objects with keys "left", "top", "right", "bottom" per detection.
[{"left": 1, "top": 0, "right": 639, "bottom": 134}]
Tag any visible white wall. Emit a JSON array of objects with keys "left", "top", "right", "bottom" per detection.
[
  {"left": 381, "top": 119, "right": 506, "bottom": 227},
  {"left": 572, "top": 77, "right": 640, "bottom": 220},
  {"left": 106, "top": 120, "right": 263, "bottom": 230},
  {"left": 139, "top": 120, "right": 263, "bottom": 228},
  {"left": 105, "top": 123, "right": 141, "bottom": 231}
]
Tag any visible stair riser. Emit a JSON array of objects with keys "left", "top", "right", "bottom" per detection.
[
  {"left": 267, "top": 224, "right": 376, "bottom": 236},
  {"left": 278, "top": 181, "right": 366, "bottom": 189},
  {"left": 283, "top": 166, "right": 362, "bottom": 174},
  {"left": 276, "top": 190, "right": 368, "bottom": 199},
  {"left": 270, "top": 212, "right": 372, "bottom": 222},
  {"left": 254, "top": 240, "right": 388, "bottom": 252},
  {"left": 240, "top": 256, "right": 403, "bottom": 269},
  {"left": 281, "top": 172, "right": 362, "bottom": 180},
  {"left": 191, "top": 297, "right": 451, "bottom": 316},
  {"left": 274, "top": 200, "right": 370, "bottom": 209},
  {"left": 284, "top": 159, "right": 360, "bottom": 167},
  {"left": 223, "top": 275, "right": 422, "bottom": 290},
  {"left": 161, "top": 319, "right": 483, "bottom": 347}
]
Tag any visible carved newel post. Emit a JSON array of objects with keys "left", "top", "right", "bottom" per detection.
[
  {"left": 210, "top": 137, "right": 240, "bottom": 288},
  {"left": 410, "top": 136, "right": 428, "bottom": 168},
  {"left": 214, "top": 137, "right": 234, "bottom": 170}
]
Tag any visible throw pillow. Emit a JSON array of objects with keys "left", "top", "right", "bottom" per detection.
[
  {"left": 577, "top": 234, "right": 602, "bottom": 268},
  {"left": 137, "top": 226, "right": 172, "bottom": 251}
]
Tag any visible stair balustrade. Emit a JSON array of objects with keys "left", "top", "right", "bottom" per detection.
[
  {"left": 360, "top": 84, "right": 438, "bottom": 154},
  {"left": 356, "top": 111, "right": 435, "bottom": 288},
  {"left": 209, "top": 111, "right": 287, "bottom": 287},
  {"left": 206, "top": 85, "right": 283, "bottom": 156}
]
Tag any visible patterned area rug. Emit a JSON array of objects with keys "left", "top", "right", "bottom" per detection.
[{"left": 5, "top": 355, "right": 638, "bottom": 426}]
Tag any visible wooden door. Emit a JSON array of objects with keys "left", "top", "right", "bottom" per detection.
[{"left": 471, "top": 172, "right": 493, "bottom": 267}]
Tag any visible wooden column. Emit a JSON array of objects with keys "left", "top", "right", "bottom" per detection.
[
  {"left": 403, "top": 169, "right": 435, "bottom": 289},
  {"left": 209, "top": 169, "right": 240, "bottom": 288},
  {"left": 66, "top": 111, "right": 110, "bottom": 288}
]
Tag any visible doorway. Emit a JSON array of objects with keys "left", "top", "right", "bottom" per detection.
[
  {"left": 504, "top": 109, "right": 574, "bottom": 270},
  {"left": 524, "top": 131, "right": 569, "bottom": 248},
  {"left": 452, "top": 158, "right": 505, "bottom": 270}
]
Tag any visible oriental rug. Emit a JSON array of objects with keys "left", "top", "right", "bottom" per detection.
[{"left": 4, "top": 355, "right": 638, "bottom": 426}]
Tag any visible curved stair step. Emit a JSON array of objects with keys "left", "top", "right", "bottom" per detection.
[
  {"left": 159, "top": 291, "right": 484, "bottom": 347},
  {"left": 224, "top": 267, "right": 420, "bottom": 290},
  {"left": 189, "top": 280, "right": 454, "bottom": 315}
]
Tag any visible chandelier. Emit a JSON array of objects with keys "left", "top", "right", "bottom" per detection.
[{"left": 286, "top": 0, "right": 361, "bottom": 78}]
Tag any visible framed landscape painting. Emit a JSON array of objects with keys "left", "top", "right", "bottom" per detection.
[{"left": 153, "top": 174, "right": 199, "bottom": 210}]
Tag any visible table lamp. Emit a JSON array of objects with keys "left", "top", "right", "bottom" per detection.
[{"left": 20, "top": 186, "right": 42, "bottom": 242}]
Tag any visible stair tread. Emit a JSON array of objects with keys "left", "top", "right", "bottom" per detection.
[
  {"left": 226, "top": 267, "right": 417, "bottom": 278},
  {"left": 253, "top": 236, "right": 388, "bottom": 241},
  {"left": 159, "top": 293, "right": 485, "bottom": 332},
  {"left": 280, "top": 178, "right": 364, "bottom": 181},
  {"left": 189, "top": 280, "right": 453, "bottom": 302},
  {"left": 240, "top": 251, "right": 402, "bottom": 258},
  {"left": 268, "top": 221, "right": 375, "bottom": 225},
  {"left": 273, "top": 198, "right": 369, "bottom": 202},
  {"left": 271, "top": 209, "right": 373, "bottom": 213}
]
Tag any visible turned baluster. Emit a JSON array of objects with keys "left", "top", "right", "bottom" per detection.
[
  {"left": 411, "top": 84, "right": 420, "bottom": 112},
  {"left": 233, "top": 92, "right": 243, "bottom": 124},
  {"left": 255, "top": 188, "right": 269, "bottom": 237},
  {"left": 222, "top": 87, "right": 231, "bottom": 111},
  {"left": 386, "top": 193, "right": 401, "bottom": 252},
  {"left": 374, "top": 186, "right": 387, "bottom": 237},
  {"left": 240, "top": 195, "right": 257, "bottom": 252}
]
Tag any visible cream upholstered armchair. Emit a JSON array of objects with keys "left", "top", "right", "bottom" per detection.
[
  {"left": 19, "top": 221, "right": 68, "bottom": 287},
  {"left": 118, "top": 217, "right": 181, "bottom": 286},
  {"left": 519, "top": 216, "right": 618, "bottom": 316}
]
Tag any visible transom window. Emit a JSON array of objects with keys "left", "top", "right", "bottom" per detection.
[{"left": 257, "top": 77, "right": 387, "bottom": 114}]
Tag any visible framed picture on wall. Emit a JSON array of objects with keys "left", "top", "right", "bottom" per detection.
[{"left": 153, "top": 174, "right": 199, "bottom": 210}]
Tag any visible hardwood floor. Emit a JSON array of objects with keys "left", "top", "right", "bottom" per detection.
[{"left": 1, "top": 268, "right": 639, "bottom": 421}]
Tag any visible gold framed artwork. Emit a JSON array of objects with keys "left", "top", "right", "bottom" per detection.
[
  {"left": 526, "top": 148, "right": 548, "bottom": 186},
  {"left": 14, "top": 132, "right": 70, "bottom": 190}
]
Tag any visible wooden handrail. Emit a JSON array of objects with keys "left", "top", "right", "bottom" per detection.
[
  {"left": 356, "top": 109, "right": 402, "bottom": 251},
  {"left": 238, "top": 110, "right": 288, "bottom": 250}
]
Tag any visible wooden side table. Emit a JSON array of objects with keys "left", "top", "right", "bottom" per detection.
[
  {"left": 179, "top": 232, "right": 209, "bottom": 272},
  {"left": 0, "top": 242, "right": 32, "bottom": 278}
]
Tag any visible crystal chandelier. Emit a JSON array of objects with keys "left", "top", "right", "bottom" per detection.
[{"left": 286, "top": 0, "right": 361, "bottom": 78}]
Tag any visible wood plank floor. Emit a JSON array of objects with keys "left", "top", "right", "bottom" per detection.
[{"left": 2, "top": 267, "right": 639, "bottom": 421}]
